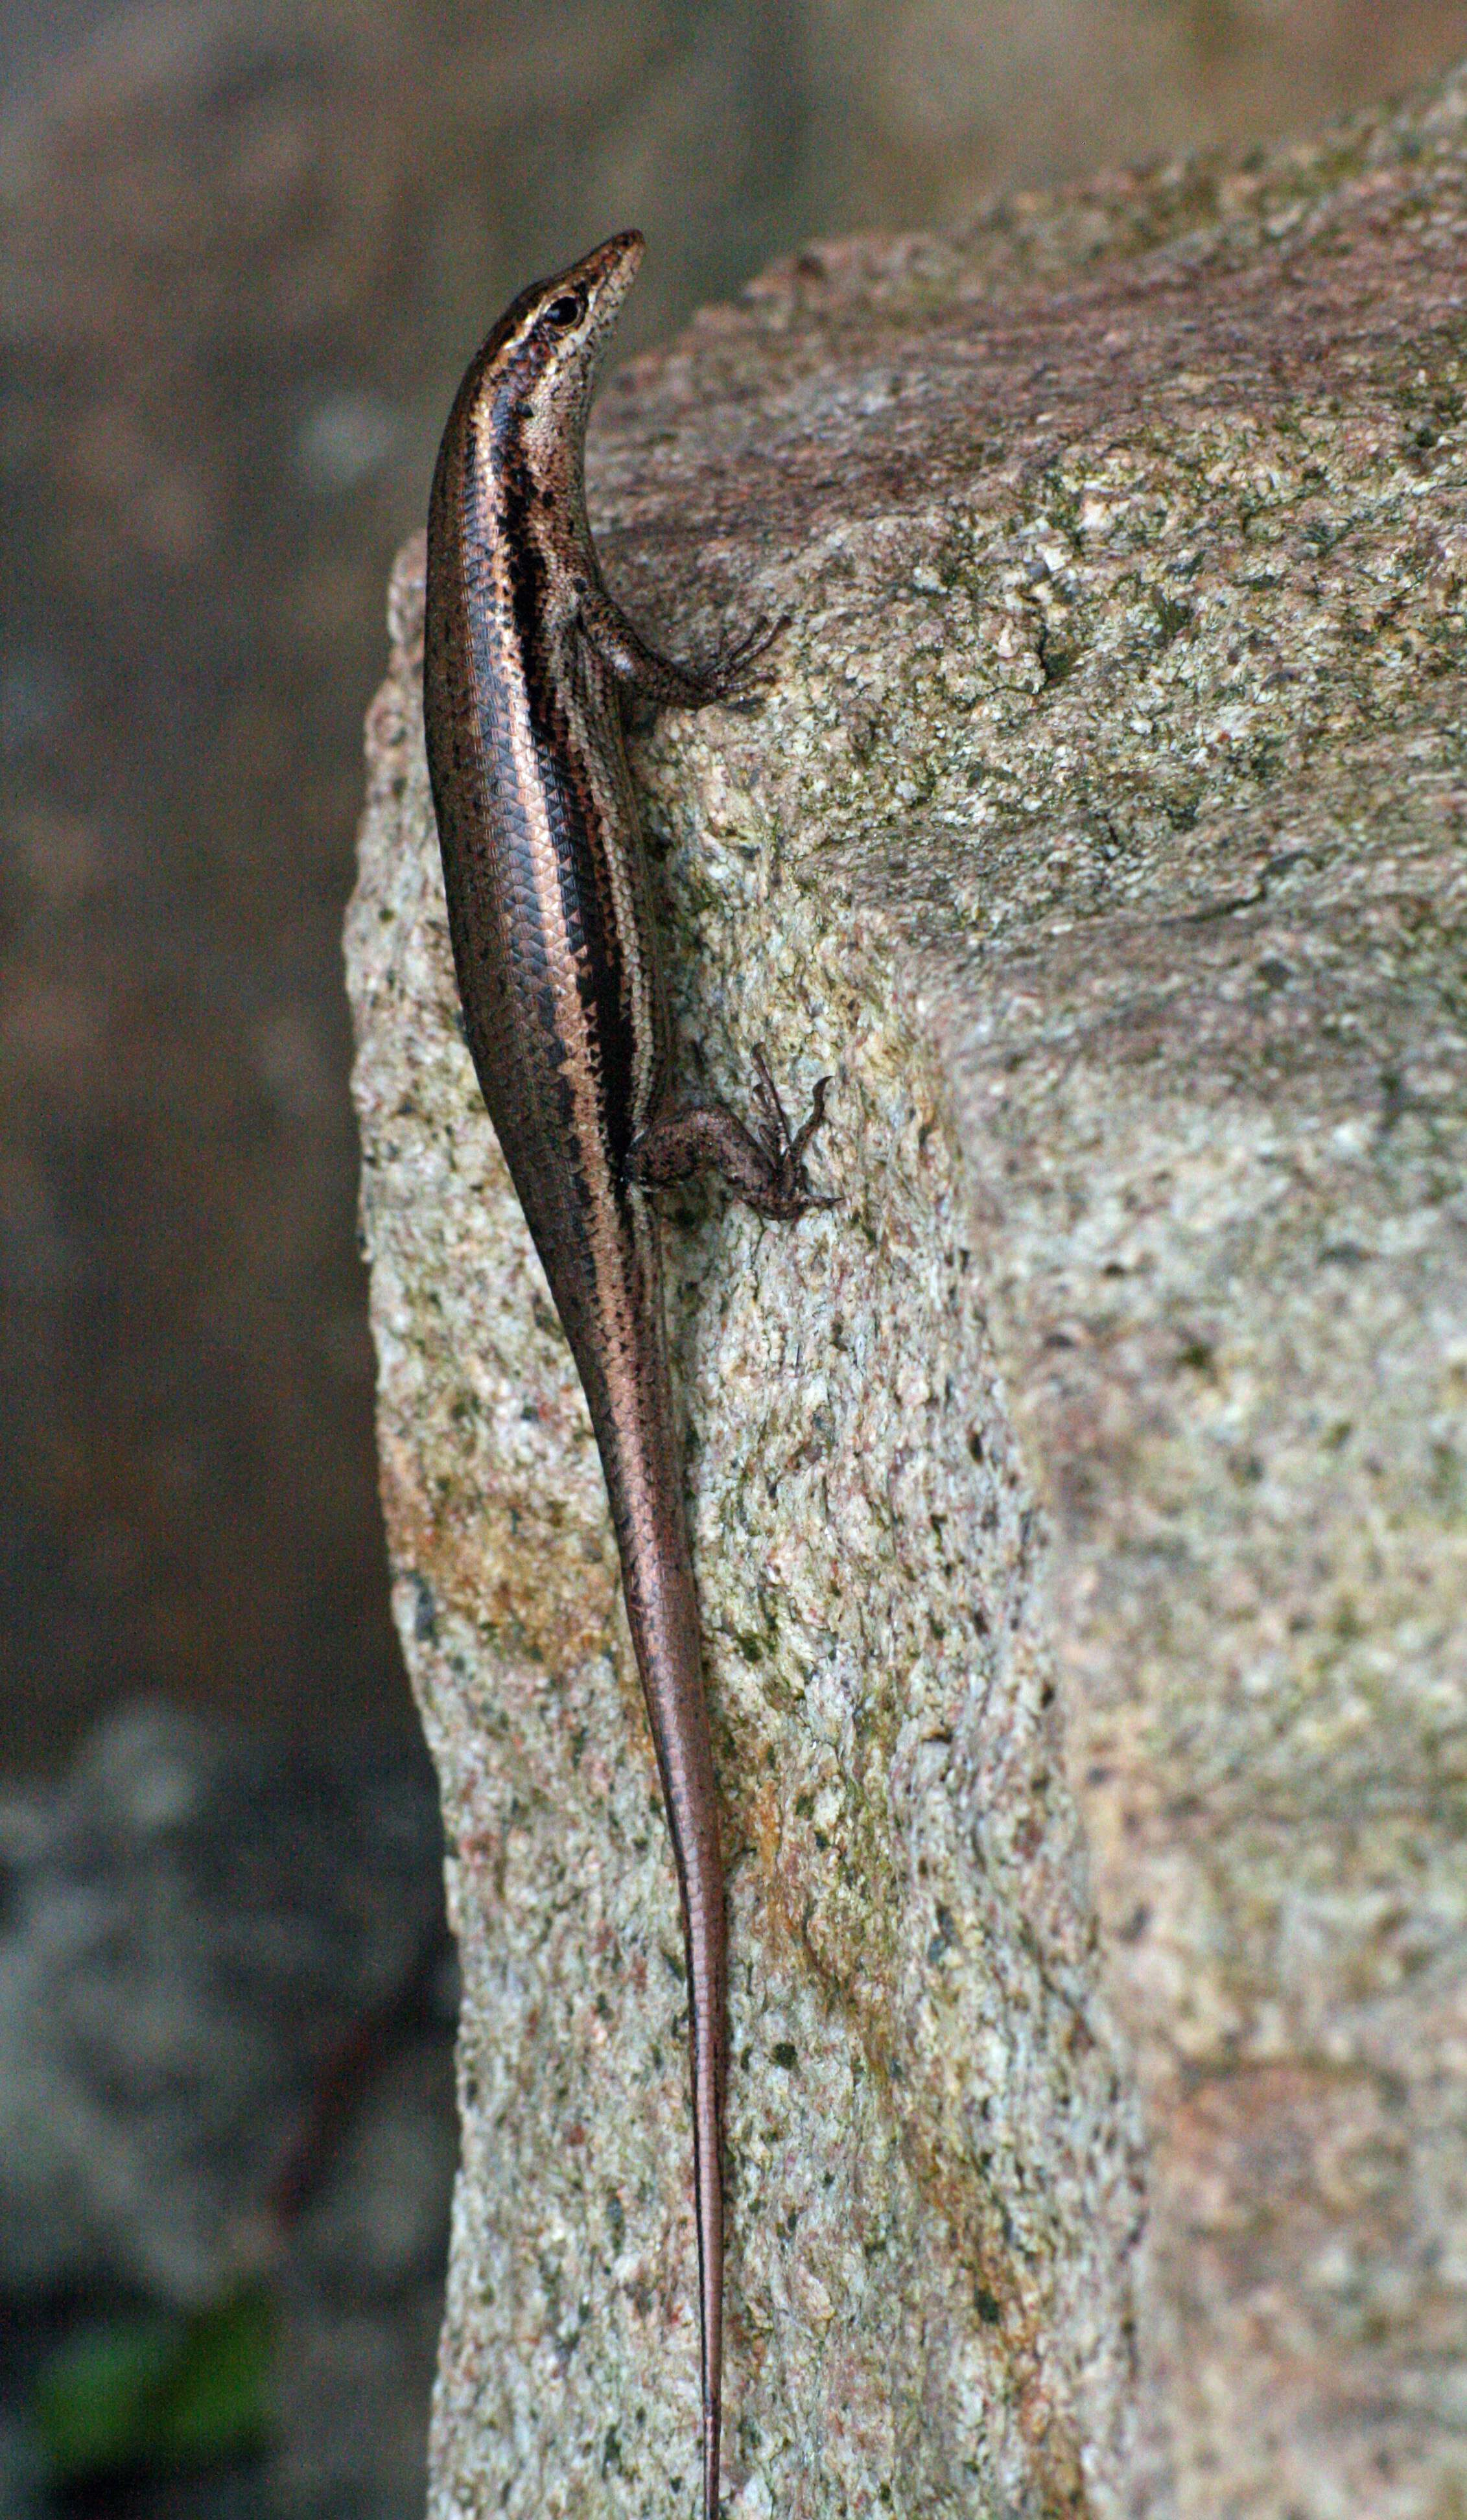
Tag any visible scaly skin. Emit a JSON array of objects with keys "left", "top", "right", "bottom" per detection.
[{"left": 421, "top": 229, "right": 830, "bottom": 2519}]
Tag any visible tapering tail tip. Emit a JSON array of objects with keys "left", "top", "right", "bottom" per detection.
[{"left": 704, "top": 2405, "right": 720, "bottom": 2519}]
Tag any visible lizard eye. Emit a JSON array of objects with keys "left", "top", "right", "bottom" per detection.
[{"left": 545, "top": 290, "right": 585, "bottom": 330}]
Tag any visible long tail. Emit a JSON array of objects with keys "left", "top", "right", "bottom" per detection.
[
  {"left": 685, "top": 1815, "right": 725, "bottom": 2520},
  {"left": 598, "top": 1385, "right": 727, "bottom": 2519}
]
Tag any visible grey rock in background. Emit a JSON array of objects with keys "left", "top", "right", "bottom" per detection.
[
  {"left": 0, "top": 1700, "right": 457, "bottom": 2517},
  {"left": 347, "top": 56, "right": 1467, "bottom": 2520}
]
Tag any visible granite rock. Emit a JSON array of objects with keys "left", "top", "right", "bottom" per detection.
[{"left": 346, "top": 60, "right": 1467, "bottom": 2519}]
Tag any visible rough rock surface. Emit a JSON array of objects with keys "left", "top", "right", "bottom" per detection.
[{"left": 346, "top": 60, "right": 1467, "bottom": 2520}]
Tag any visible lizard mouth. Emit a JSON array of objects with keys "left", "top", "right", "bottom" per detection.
[{"left": 572, "top": 228, "right": 646, "bottom": 331}]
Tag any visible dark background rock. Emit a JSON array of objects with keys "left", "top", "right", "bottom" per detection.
[{"left": 0, "top": 1701, "right": 456, "bottom": 2518}]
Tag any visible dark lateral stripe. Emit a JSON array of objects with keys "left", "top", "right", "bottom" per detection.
[
  {"left": 456, "top": 397, "right": 647, "bottom": 1307},
  {"left": 491, "top": 410, "right": 646, "bottom": 1173}
]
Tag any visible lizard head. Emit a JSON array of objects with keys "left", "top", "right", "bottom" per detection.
[{"left": 471, "top": 231, "right": 646, "bottom": 496}]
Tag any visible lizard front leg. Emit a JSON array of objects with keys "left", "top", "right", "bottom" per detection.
[{"left": 580, "top": 578, "right": 787, "bottom": 707}]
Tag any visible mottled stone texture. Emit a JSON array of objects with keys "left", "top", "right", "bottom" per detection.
[{"left": 346, "top": 60, "right": 1467, "bottom": 2520}]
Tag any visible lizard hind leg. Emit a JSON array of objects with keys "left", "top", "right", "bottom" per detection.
[{"left": 628, "top": 1049, "right": 836, "bottom": 1221}]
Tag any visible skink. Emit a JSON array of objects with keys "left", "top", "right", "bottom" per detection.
[{"left": 421, "top": 229, "right": 830, "bottom": 2517}]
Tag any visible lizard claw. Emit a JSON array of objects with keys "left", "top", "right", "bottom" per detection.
[
  {"left": 705, "top": 611, "right": 791, "bottom": 705},
  {"left": 750, "top": 1045, "right": 838, "bottom": 1213}
]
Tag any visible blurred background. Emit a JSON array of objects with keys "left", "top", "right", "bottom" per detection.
[{"left": 4, "top": 1, "right": 1467, "bottom": 2513}]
